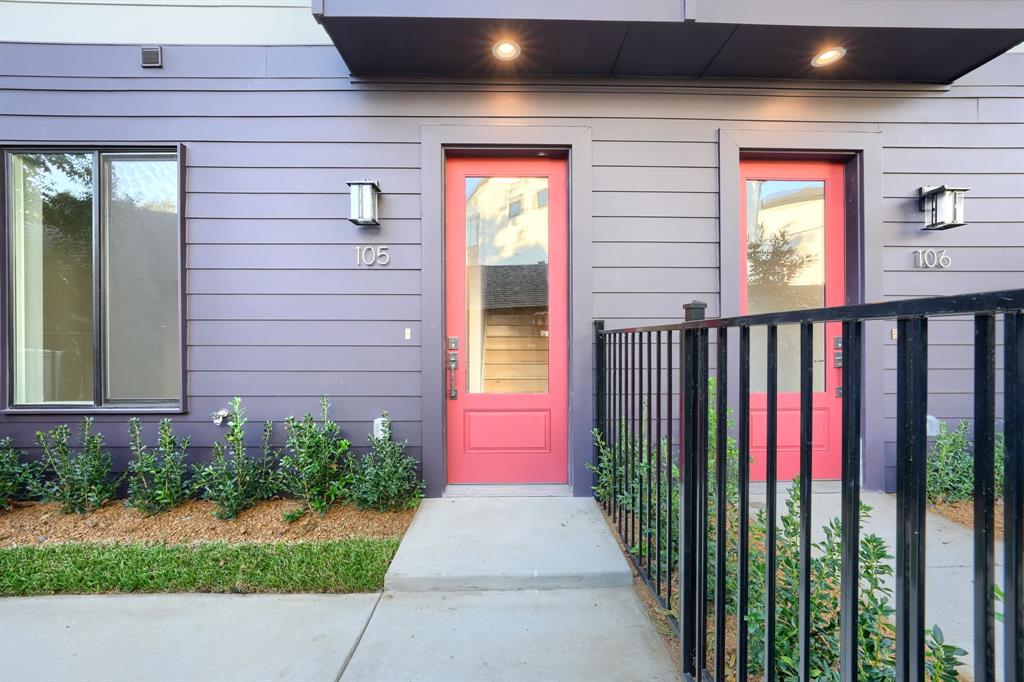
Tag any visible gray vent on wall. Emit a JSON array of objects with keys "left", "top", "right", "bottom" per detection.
[{"left": 140, "top": 46, "right": 162, "bottom": 68}]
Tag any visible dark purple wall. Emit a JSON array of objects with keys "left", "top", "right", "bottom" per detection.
[{"left": 1, "top": 42, "right": 1022, "bottom": 493}]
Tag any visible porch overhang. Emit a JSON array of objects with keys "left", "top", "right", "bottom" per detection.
[{"left": 312, "top": 0, "right": 1024, "bottom": 83}]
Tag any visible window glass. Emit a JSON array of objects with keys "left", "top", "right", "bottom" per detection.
[
  {"left": 465, "top": 177, "right": 549, "bottom": 394},
  {"left": 102, "top": 153, "right": 180, "bottom": 402},
  {"left": 10, "top": 152, "right": 95, "bottom": 404},
  {"left": 746, "top": 179, "right": 826, "bottom": 393},
  {"left": 8, "top": 149, "right": 181, "bottom": 407}
]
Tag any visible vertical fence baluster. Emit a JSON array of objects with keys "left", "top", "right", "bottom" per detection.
[
  {"left": 737, "top": 325, "right": 751, "bottom": 681},
  {"left": 647, "top": 332, "right": 654, "bottom": 584},
  {"left": 1006, "top": 311, "right": 1024, "bottom": 681},
  {"left": 698, "top": 327, "right": 710, "bottom": 675},
  {"left": 798, "top": 322, "right": 814, "bottom": 682},
  {"left": 765, "top": 324, "right": 778, "bottom": 682},
  {"left": 973, "top": 314, "right": 996, "bottom": 682},
  {"left": 633, "top": 331, "right": 640, "bottom": 553},
  {"left": 668, "top": 328, "right": 675, "bottom": 618},
  {"left": 895, "top": 316, "right": 928, "bottom": 682},
  {"left": 638, "top": 331, "right": 646, "bottom": 562},
  {"left": 681, "top": 326, "right": 699, "bottom": 678},
  {"left": 598, "top": 323, "right": 602, "bottom": 503},
  {"left": 628, "top": 332, "right": 635, "bottom": 544},
  {"left": 656, "top": 330, "right": 664, "bottom": 597},
  {"left": 615, "top": 333, "right": 622, "bottom": 530},
  {"left": 840, "top": 319, "right": 862, "bottom": 682},
  {"left": 715, "top": 328, "right": 728, "bottom": 681}
]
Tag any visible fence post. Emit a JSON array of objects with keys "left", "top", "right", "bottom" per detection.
[
  {"left": 684, "top": 300, "right": 707, "bottom": 322},
  {"left": 594, "top": 320, "right": 606, "bottom": 496},
  {"left": 680, "top": 300, "right": 706, "bottom": 680}
]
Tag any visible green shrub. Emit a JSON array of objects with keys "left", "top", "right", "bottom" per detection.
[
  {"left": 744, "top": 484, "right": 965, "bottom": 679},
  {"left": 194, "top": 398, "right": 280, "bottom": 520},
  {"left": 926, "top": 419, "right": 1006, "bottom": 505},
  {"left": 124, "top": 418, "right": 192, "bottom": 516},
  {"left": 348, "top": 412, "right": 423, "bottom": 511},
  {"left": 279, "top": 397, "right": 352, "bottom": 522},
  {"left": 0, "top": 437, "right": 41, "bottom": 510},
  {"left": 591, "top": 378, "right": 968, "bottom": 679},
  {"left": 32, "top": 419, "right": 119, "bottom": 514}
]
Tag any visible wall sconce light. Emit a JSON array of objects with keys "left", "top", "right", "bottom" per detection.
[
  {"left": 918, "top": 185, "right": 969, "bottom": 230},
  {"left": 348, "top": 179, "right": 381, "bottom": 226}
]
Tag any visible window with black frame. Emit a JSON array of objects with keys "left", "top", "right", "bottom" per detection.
[{"left": 6, "top": 149, "right": 181, "bottom": 408}]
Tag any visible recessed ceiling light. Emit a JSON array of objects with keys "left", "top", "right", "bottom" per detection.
[
  {"left": 811, "top": 46, "right": 846, "bottom": 68},
  {"left": 492, "top": 40, "right": 521, "bottom": 61}
]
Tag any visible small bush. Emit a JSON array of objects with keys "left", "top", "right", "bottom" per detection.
[
  {"left": 926, "top": 419, "right": 1006, "bottom": 505},
  {"left": 194, "top": 398, "right": 280, "bottom": 520},
  {"left": 348, "top": 413, "right": 423, "bottom": 511},
  {"left": 32, "top": 418, "right": 118, "bottom": 514},
  {"left": 279, "top": 397, "right": 352, "bottom": 522},
  {"left": 0, "top": 438, "right": 41, "bottom": 510},
  {"left": 124, "top": 418, "right": 192, "bottom": 516}
]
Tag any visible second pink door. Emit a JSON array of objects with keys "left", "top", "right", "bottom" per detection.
[{"left": 444, "top": 156, "right": 569, "bottom": 484}]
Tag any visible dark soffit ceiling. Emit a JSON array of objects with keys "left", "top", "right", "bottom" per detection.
[{"left": 316, "top": 16, "right": 1024, "bottom": 83}]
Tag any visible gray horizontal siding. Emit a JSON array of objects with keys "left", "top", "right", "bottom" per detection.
[{"left": 0, "top": 42, "right": 1021, "bottom": 489}]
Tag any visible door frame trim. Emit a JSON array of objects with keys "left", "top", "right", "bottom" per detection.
[
  {"left": 718, "top": 128, "right": 886, "bottom": 490},
  {"left": 420, "top": 124, "right": 593, "bottom": 497}
]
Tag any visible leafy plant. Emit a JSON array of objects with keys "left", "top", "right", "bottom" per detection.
[
  {"left": 194, "top": 398, "right": 280, "bottom": 520},
  {"left": 32, "top": 419, "right": 119, "bottom": 514},
  {"left": 592, "top": 377, "right": 969, "bottom": 679},
  {"left": 279, "top": 397, "right": 352, "bottom": 522},
  {"left": 0, "top": 437, "right": 41, "bottom": 510},
  {"left": 348, "top": 413, "right": 423, "bottom": 511},
  {"left": 926, "top": 419, "right": 1006, "bottom": 504},
  {"left": 124, "top": 418, "right": 192, "bottom": 516}
]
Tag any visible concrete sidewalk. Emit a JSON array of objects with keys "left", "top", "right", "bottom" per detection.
[
  {"left": 0, "top": 497, "right": 678, "bottom": 682},
  {"left": 0, "top": 593, "right": 379, "bottom": 682}
]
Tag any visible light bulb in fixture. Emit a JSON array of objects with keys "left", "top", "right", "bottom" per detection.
[
  {"left": 811, "top": 46, "right": 846, "bottom": 68},
  {"left": 492, "top": 40, "right": 521, "bottom": 61}
]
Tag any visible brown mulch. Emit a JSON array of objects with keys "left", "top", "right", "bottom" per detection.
[
  {"left": 930, "top": 499, "right": 1005, "bottom": 541},
  {"left": 0, "top": 500, "right": 415, "bottom": 548}
]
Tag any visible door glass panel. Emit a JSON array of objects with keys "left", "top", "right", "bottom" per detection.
[
  {"left": 9, "top": 152, "right": 95, "bottom": 404},
  {"left": 746, "top": 179, "right": 826, "bottom": 393},
  {"left": 465, "top": 177, "right": 549, "bottom": 394}
]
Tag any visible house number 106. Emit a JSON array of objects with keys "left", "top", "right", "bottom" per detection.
[
  {"left": 913, "top": 248, "right": 951, "bottom": 269},
  {"left": 355, "top": 246, "right": 390, "bottom": 266}
]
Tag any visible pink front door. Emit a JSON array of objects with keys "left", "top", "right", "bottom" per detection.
[
  {"left": 740, "top": 159, "right": 846, "bottom": 481},
  {"left": 444, "top": 157, "right": 569, "bottom": 484}
]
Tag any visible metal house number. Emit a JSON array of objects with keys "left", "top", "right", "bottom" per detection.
[
  {"left": 355, "top": 246, "right": 390, "bottom": 266},
  {"left": 913, "top": 248, "right": 952, "bottom": 269}
]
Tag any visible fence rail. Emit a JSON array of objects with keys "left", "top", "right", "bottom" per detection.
[{"left": 594, "top": 288, "right": 1024, "bottom": 682}]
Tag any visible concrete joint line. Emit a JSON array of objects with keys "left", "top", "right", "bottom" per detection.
[{"left": 334, "top": 590, "right": 384, "bottom": 682}]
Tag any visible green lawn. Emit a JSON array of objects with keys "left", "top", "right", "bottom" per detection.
[{"left": 0, "top": 539, "right": 400, "bottom": 596}]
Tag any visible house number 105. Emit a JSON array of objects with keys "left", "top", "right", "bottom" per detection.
[
  {"left": 913, "top": 248, "right": 951, "bottom": 269},
  {"left": 355, "top": 246, "right": 390, "bottom": 266}
]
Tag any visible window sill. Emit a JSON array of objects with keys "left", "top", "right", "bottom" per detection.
[{"left": 3, "top": 405, "right": 185, "bottom": 416}]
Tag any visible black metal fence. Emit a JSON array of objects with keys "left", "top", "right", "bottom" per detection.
[{"left": 594, "top": 289, "right": 1024, "bottom": 682}]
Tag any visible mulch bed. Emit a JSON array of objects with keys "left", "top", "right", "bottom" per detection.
[
  {"left": 930, "top": 499, "right": 1005, "bottom": 541},
  {"left": 0, "top": 500, "right": 415, "bottom": 548}
]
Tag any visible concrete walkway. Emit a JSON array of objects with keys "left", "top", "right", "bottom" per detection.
[
  {"left": 0, "top": 497, "right": 678, "bottom": 682},
  {"left": 343, "top": 497, "right": 677, "bottom": 681}
]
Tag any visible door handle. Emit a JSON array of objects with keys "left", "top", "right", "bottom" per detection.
[{"left": 448, "top": 351, "right": 459, "bottom": 399}]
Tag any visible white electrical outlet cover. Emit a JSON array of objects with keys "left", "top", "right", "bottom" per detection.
[{"left": 373, "top": 416, "right": 387, "bottom": 439}]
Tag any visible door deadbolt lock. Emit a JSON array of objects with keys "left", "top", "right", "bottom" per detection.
[{"left": 834, "top": 351, "right": 843, "bottom": 368}]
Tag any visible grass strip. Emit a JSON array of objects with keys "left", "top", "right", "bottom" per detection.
[{"left": 0, "top": 539, "right": 400, "bottom": 596}]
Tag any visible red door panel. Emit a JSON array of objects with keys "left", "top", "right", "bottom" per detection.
[
  {"left": 740, "top": 159, "right": 846, "bottom": 481},
  {"left": 445, "top": 157, "right": 568, "bottom": 484}
]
